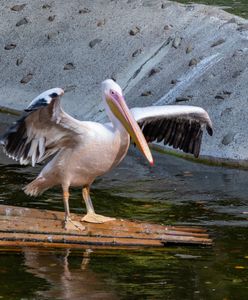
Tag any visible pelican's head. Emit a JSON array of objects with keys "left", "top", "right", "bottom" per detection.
[{"left": 101, "top": 79, "right": 153, "bottom": 166}]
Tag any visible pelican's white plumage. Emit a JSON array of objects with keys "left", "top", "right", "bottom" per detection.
[
  {"left": 131, "top": 105, "right": 212, "bottom": 124},
  {"left": 0, "top": 79, "right": 213, "bottom": 230},
  {"left": 26, "top": 88, "right": 65, "bottom": 111}
]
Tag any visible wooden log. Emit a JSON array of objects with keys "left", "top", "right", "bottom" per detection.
[{"left": 0, "top": 205, "right": 212, "bottom": 249}]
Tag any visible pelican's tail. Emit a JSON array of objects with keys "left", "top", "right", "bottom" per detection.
[{"left": 23, "top": 177, "right": 50, "bottom": 197}]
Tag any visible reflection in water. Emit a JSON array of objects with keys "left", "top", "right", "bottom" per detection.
[{"left": 23, "top": 248, "right": 117, "bottom": 300}]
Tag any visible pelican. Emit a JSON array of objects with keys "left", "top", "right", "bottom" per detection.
[{"left": 0, "top": 79, "right": 213, "bottom": 231}]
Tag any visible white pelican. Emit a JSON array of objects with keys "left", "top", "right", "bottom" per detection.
[{"left": 0, "top": 79, "right": 213, "bottom": 231}]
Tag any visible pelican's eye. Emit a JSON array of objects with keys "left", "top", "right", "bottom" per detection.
[{"left": 109, "top": 89, "right": 121, "bottom": 103}]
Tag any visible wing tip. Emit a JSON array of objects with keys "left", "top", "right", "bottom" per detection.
[
  {"left": 193, "top": 152, "right": 200, "bottom": 158},
  {"left": 207, "top": 125, "right": 213, "bottom": 136}
]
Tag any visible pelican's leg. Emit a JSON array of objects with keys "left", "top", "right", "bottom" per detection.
[
  {"left": 81, "top": 186, "right": 115, "bottom": 223},
  {"left": 63, "top": 186, "right": 85, "bottom": 231}
]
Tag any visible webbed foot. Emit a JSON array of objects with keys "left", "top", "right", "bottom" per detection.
[
  {"left": 64, "top": 218, "right": 86, "bottom": 231},
  {"left": 81, "top": 212, "right": 115, "bottom": 224}
]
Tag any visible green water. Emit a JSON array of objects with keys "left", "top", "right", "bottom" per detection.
[
  {"left": 178, "top": 0, "right": 248, "bottom": 18},
  {"left": 0, "top": 149, "right": 248, "bottom": 300}
]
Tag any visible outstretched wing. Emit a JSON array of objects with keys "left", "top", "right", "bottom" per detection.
[
  {"left": 0, "top": 88, "right": 83, "bottom": 166},
  {"left": 131, "top": 105, "right": 213, "bottom": 158}
]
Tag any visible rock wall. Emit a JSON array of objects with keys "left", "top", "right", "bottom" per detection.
[{"left": 0, "top": 0, "right": 248, "bottom": 162}]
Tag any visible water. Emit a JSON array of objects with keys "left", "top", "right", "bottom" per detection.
[
  {"left": 177, "top": 0, "right": 248, "bottom": 18},
  {"left": 0, "top": 148, "right": 248, "bottom": 300}
]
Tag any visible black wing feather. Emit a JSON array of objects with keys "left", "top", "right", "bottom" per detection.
[
  {"left": 0, "top": 95, "right": 66, "bottom": 165},
  {"left": 137, "top": 116, "right": 212, "bottom": 158}
]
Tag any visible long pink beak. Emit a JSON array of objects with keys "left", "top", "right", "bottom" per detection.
[{"left": 106, "top": 90, "right": 154, "bottom": 166}]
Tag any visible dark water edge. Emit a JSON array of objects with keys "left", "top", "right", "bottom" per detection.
[
  {"left": 177, "top": 0, "right": 248, "bottom": 18},
  {"left": 0, "top": 146, "right": 248, "bottom": 300}
]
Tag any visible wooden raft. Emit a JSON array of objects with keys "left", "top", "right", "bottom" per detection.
[{"left": 0, "top": 205, "right": 212, "bottom": 249}]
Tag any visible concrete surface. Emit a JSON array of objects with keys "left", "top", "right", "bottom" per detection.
[{"left": 0, "top": 0, "right": 248, "bottom": 163}]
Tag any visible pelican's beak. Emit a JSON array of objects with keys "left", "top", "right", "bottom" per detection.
[{"left": 106, "top": 90, "right": 154, "bottom": 166}]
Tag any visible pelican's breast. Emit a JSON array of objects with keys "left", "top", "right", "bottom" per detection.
[
  {"left": 65, "top": 122, "right": 130, "bottom": 184},
  {"left": 86, "top": 122, "right": 130, "bottom": 171}
]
